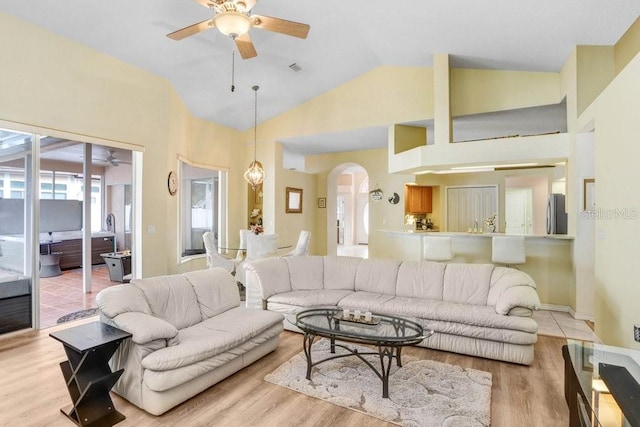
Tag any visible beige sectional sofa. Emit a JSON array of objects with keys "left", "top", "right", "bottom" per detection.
[
  {"left": 96, "top": 268, "right": 284, "bottom": 416},
  {"left": 244, "top": 256, "right": 541, "bottom": 365}
]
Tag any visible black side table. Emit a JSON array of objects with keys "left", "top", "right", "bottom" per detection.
[{"left": 50, "top": 322, "right": 132, "bottom": 427}]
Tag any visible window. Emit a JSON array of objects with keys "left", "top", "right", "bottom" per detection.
[{"left": 179, "top": 160, "right": 227, "bottom": 259}]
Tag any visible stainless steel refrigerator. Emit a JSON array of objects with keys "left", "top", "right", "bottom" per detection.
[{"left": 546, "top": 193, "right": 567, "bottom": 234}]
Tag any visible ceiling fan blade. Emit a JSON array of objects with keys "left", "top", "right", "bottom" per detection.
[
  {"left": 252, "top": 14, "right": 310, "bottom": 39},
  {"left": 167, "top": 19, "right": 214, "bottom": 41},
  {"left": 234, "top": 33, "right": 257, "bottom": 59},
  {"left": 193, "top": 0, "right": 215, "bottom": 8}
]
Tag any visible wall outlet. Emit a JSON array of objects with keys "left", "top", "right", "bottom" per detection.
[{"left": 147, "top": 225, "right": 156, "bottom": 234}]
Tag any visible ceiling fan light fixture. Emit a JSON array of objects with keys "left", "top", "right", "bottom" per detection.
[{"left": 214, "top": 11, "right": 252, "bottom": 38}]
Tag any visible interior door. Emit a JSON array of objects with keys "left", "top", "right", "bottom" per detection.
[
  {"left": 505, "top": 188, "right": 533, "bottom": 234},
  {"left": 446, "top": 186, "right": 498, "bottom": 232}
]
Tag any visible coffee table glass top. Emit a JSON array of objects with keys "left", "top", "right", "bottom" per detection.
[
  {"left": 565, "top": 339, "right": 640, "bottom": 427},
  {"left": 295, "top": 307, "right": 431, "bottom": 345}
]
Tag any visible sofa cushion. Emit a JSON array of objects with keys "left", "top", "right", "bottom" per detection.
[
  {"left": 96, "top": 283, "right": 151, "bottom": 318},
  {"left": 141, "top": 307, "right": 283, "bottom": 372},
  {"left": 395, "top": 260, "right": 445, "bottom": 300},
  {"left": 354, "top": 258, "right": 401, "bottom": 295},
  {"left": 285, "top": 256, "right": 324, "bottom": 291},
  {"left": 268, "top": 289, "right": 353, "bottom": 308},
  {"left": 442, "top": 263, "right": 494, "bottom": 305},
  {"left": 183, "top": 268, "right": 240, "bottom": 319},
  {"left": 323, "top": 256, "right": 362, "bottom": 290},
  {"left": 374, "top": 296, "right": 538, "bottom": 334},
  {"left": 143, "top": 323, "right": 282, "bottom": 392},
  {"left": 244, "top": 257, "right": 291, "bottom": 300},
  {"left": 424, "top": 319, "right": 538, "bottom": 345},
  {"left": 337, "top": 291, "right": 395, "bottom": 311},
  {"left": 131, "top": 275, "right": 202, "bottom": 330}
]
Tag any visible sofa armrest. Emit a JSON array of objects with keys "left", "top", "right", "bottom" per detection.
[
  {"left": 111, "top": 312, "right": 179, "bottom": 345},
  {"left": 494, "top": 285, "right": 541, "bottom": 315},
  {"left": 244, "top": 267, "right": 263, "bottom": 309}
]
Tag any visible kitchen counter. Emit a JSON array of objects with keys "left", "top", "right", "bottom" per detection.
[
  {"left": 383, "top": 229, "right": 574, "bottom": 240},
  {"left": 376, "top": 229, "right": 574, "bottom": 309}
]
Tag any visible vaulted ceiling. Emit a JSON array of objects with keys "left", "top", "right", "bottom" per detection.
[{"left": 1, "top": 1, "right": 638, "bottom": 154}]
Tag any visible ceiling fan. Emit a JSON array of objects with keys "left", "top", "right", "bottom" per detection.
[
  {"left": 93, "top": 149, "right": 129, "bottom": 167},
  {"left": 167, "top": 0, "right": 310, "bottom": 59}
]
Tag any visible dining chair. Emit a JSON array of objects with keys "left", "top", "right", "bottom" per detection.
[
  {"left": 236, "top": 229, "right": 250, "bottom": 262},
  {"left": 234, "top": 229, "right": 251, "bottom": 286},
  {"left": 202, "top": 231, "right": 236, "bottom": 275},
  {"left": 285, "top": 230, "right": 311, "bottom": 256},
  {"left": 246, "top": 233, "right": 279, "bottom": 260}
]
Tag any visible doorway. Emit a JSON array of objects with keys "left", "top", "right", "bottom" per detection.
[
  {"left": 327, "top": 163, "right": 369, "bottom": 258},
  {"left": 505, "top": 188, "right": 533, "bottom": 234},
  {"left": 0, "top": 126, "right": 139, "bottom": 334}
]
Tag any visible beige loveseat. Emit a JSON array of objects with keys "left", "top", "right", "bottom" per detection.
[
  {"left": 96, "top": 268, "right": 284, "bottom": 415},
  {"left": 244, "top": 256, "right": 541, "bottom": 365}
]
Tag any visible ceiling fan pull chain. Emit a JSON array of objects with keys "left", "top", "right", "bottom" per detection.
[{"left": 231, "top": 50, "right": 235, "bottom": 92}]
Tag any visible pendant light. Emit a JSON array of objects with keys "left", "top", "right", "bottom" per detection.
[{"left": 244, "top": 85, "right": 265, "bottom": 190}]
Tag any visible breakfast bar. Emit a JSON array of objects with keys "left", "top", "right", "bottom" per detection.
[{"left": 380, "top": 230, "right": 574, "bottom": 309}]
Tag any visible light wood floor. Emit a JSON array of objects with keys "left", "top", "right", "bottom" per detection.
[{"left": 0, "top": 323, "right": 568, "bottom": 427}]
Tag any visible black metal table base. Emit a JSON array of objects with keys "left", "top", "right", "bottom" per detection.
[{"left": 303, "top": 332, "right": 402, "bottom": 398}]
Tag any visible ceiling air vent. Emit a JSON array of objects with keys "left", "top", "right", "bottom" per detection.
[{"left": 289, "top": 63, "right": 302, "bottom": 72}]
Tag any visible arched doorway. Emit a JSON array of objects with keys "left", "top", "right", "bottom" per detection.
[{"left": 327, "top": 163, "right": 368, "bottom": 258}]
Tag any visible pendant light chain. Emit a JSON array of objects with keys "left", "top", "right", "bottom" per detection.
[
  {"left": 253, "top": 84, "right": 258, "bottom": 161},
  {"left": 231, "top": 51, "right": 235, "bottom": 92}
]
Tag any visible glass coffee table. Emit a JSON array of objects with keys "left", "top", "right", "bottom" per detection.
[
  {"left": 563, "top": 339, "right": 640, "bottom": 427},
  {"left": 295, "top": 307, "right": 432, "bottom": 398}
]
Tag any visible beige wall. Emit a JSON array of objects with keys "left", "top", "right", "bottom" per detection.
[
  {"left": 0, "top": 12, "right": 245, "bottom": 278},
  {"left": 305, "top": 148, "right": 413, "bottom": 258},
  {"left": 450, "top": 68, "right": 562, "bottom": 116},
  {"left": 577, "top": 50, "right": 640, "bottom": 349}
]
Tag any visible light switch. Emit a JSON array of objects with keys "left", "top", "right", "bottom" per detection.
[{"left": 147, "top": 225, "right": 156, "bottom": 234}]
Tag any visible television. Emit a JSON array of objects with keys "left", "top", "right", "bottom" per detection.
[{"left": 0, "top": 199, "right": 83, "bottom": 235}]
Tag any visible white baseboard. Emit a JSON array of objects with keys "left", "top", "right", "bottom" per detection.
[
  {"left": 570, "top": 308, "right": 595, "bottom": 322},
  {"left": 540, "top": 303, "right": 570, "bottom": 312}
]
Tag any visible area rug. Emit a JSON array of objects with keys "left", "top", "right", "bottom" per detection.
[
  {"left": 265, "top": 339, "right": 491, "bottom": 427},
  {"left": 57, "top": 308, "right": 99, "bottom": 323}
]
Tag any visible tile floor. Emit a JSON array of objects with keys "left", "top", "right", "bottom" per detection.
[
  {"left": 534, "top": 309, "right": 600, "bottom": 342},
  {"left": 39, "top": 264, "right": 116, "bottom": 329}
]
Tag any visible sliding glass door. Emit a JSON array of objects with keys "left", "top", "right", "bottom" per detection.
[
  {"left": 0, "top": 125, "right": 139, "bottom": 334},
  {"left": 0, "top": 128, "right": 37, "bottom": 334}
]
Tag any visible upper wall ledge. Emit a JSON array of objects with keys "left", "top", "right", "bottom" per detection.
[{"left": 388, "top": 132, "right": 569, "bottom": 174}]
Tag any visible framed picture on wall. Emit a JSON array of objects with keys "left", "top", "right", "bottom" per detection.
[
  {"left": 318, "top": 197, "right": 326, "bottom": 208},
  {"left": 286, "top": 187, "right": 303, "bottom": 213}
]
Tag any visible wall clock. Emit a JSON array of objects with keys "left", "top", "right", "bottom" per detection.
[{"left": 167, "top": 171, "right": 178, "bottom": 196}]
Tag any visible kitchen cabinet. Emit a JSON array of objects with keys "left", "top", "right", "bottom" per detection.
[{"left": 404, "top": 186, "right": 433, "bottom": 213}]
